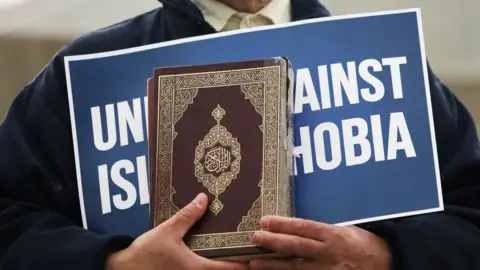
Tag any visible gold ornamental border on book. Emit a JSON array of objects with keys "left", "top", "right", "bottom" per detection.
[{"left": 154, "top": 66, "right": 281, "bottom": 251}]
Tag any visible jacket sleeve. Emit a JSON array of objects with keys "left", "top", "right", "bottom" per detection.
[
  {"left": 0, "top": 47, "right": 134, "bottom": 270},
  {"left": 366, "top": 65, "right": 480, "bottom": 269}
]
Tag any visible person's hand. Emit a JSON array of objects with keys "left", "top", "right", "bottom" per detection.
[
  {"left": 106, "top": 193, "right": 248, "bottom": 270},
  {"left": 249, "top": 216, "right": 391, "bottom": 270}
]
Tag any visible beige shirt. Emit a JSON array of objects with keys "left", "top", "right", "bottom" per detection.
[{"left": 191, "top": 0, "right": 291, "bottom": 32}]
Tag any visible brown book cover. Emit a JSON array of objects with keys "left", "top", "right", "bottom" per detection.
[{"left": 147, "top": 57, "right": 294, "bottom": 260}]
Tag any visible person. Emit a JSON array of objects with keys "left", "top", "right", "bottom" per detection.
[{"left": 0, "top": 0, "right": 479, "bottom": 269}]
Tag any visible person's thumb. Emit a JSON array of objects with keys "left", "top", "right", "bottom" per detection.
[{"left": 163, "top": 193, "right": 208, "bottom": 237}]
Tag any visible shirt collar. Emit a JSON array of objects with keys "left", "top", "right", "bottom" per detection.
[
  {"left": 192, "top": 0, "right": 292, "bottom": 31},
  {"left": 192, "top": 0, "right": 237, "bottom": 31},
  {"left": 258, "top": 0, "right": 291, "bottom": 25}
]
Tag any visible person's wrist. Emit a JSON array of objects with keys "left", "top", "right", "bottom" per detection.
[
  {"left": 105, "top": 249, "right": 132, "bottom": 270},
  {"left": 371, "top": 235, "right": 392, "bottom": 270}
]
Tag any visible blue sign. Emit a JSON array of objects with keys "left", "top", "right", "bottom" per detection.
[{"left": 65, "top": 9, "right": 443, "bottom": 237}]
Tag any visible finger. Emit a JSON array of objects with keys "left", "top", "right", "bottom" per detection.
[
  {"left": 253, "top": 231, "right": 323, "bottom": 258},
  {"left": 198, "top": 257, "right": 248, "bottom": 270},
  {"left": 249, "top": 258, "right": 308, "bottom": 270},
  {"left": 260, "top": 216, "right": 333, "bottom": 241},
  {"left": 162, "top": 193, "right": 208, "bottom": 237}
]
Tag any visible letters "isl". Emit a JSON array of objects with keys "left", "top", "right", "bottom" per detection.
[{"left": 97, "top": 156, "right": 150, "bottom": 214}]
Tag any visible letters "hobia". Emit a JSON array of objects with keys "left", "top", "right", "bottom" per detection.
[{"left": 293, "top": 56, "right": 417, "bottom": 175}]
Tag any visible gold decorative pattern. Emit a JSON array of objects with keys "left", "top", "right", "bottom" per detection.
[
  {"left": 170, "top": 186, "right": 179, "bottom": 214},
  {"left": 154, "top": 65, "right": 284, "bottom": 251},
  {"left": 237, "top": 199, "right": 262, "bottom": 231},
  {"left": 194, "top": 105, "right": 241, "bottom": 215},
  {"left": 154, "top": 76, "right": 175, "bottom": 223},
  {"left": 186, "top": 232, "right": 254, "bottom": 250},
  {"left": 238, "top": 180, "right": 263, "bottom": 231},
  {"left": 241, "top": 82, "right": 265, "bottom": 132},
  {"left": 240, "top": 83, "right": 265, "bottom": 117},
  {"left": 172, "top": 88, "right": 198, "bottom": 140}
]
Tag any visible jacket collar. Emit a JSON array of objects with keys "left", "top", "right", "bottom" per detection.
[
  {"left": 291, "top": 0, "right": 330, "bottom": 20},
  {"left": 158, "top": 0, "right": 330, "bottom": 22}
]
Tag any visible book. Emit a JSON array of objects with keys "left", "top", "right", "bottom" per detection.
[
  {"left": 64, "top": 9, "right": 443, "bottom": 238},
  {"left": 147, "top": 57, "right": 294, "bottom": 259}
]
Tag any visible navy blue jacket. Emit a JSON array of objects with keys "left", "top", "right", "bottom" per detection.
[{"left": 1, "top": 0, "right": 479, "bottom": 269}]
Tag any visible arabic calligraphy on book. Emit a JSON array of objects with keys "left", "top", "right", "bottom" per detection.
[{"left": 195, "top": 105, "right": 241, "bottom": 215}]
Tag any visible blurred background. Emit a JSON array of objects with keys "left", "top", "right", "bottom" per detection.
[{"left": 0, "top": 0, "right": 478, "bottom": 125}]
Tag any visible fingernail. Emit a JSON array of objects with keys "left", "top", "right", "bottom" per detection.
[
  {"left": 193, "top": 193, "right": 205, "bottom": 209},
  {"left": 253, "top": 231, "right": 263, "bottom": 244},
  {"left": 260, "top": 217, "right": 270, "bottom": 230}
]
